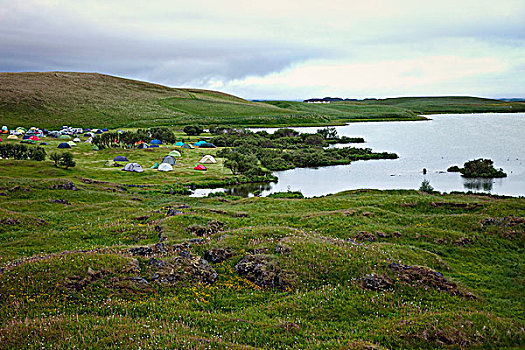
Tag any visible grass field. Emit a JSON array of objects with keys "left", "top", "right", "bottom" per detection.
[
  {"left": 0, "top": 133, "right": 524, "bottom": 348},
  {"left": 2, "top": 72, "right": 524, "bottom": 129}
]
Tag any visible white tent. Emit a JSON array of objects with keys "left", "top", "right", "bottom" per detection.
[
  {"left": 85, "top": 137, "right": 93, "bottom": 143},
  {"left": 199, "top": 155, "right": 217, "bottom": 164},
  {"left": 158, "top": 163, "right": 173, "bottom": 172},
  {"left": 73, "top": 138, "right": 81, "bottom": 142},
  {"left": 122, "top": 163, "right": 144, "bottom": 173}
]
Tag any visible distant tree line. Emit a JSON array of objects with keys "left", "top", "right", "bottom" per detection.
[
  {"left": 92, "top": 127, "right": 176, "bottom": 149},
  {"left": 0, "top": 144, "right": 46, "bottom": 161}
]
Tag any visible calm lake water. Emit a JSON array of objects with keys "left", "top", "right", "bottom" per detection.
[{"left": 192, "top": 113, "right": 525, "bottom": 197}]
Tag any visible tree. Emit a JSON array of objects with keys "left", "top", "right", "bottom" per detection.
[
  {"left": 460, "top": 158, "right": 507, "bottom": 178},
  {"left": 58, "top": 152, "right": 76, "bottom": 169},
  {"left": 50, "top": 152, "right": 61, "bottom": 167},
  {"left": 316, "top": 127, "right": 338, "bottom": 139},
  {"left": 419, "top": 179, "right": 434, "bottom": 193},
  {"left": 183, "top": 125, "right": 203, "bottom": 136}
]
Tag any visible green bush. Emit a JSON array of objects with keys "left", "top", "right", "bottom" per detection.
[{"left": 460, "top": 158, "right": 507, "bottom": 178}]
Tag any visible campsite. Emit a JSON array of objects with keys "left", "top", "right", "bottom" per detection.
[{"left": 0, "top": 67, "right": 524, "bottom": 349}]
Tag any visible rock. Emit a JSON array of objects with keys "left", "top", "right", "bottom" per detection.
[
  {"left": 362, "top": 211, "right": 372, "bottom": 217},
  {"left": 274, "top": 244, "right": 290, "bottom": 254},
  {"left": 186, "top": 224, "right": 208, "bottom": 236},
  {"left": 128, "top": 246, "right": 154, "bottom": 256},
  {"left": 150, "top": 255, "right": 218, "bottom": 285},
  {"left": 392, "top": 231, "right": 402, "bottom": 238},
  {"left": 354, "top": 231, "right": 377, "bottom": 242},
  {"left": 166, "top": 208, "right": 183, "bottom": 216},
  {"left": 148, "top": 257, "right": 165, "bottom": 268},
  {"left": 50, "top": 199, "right": 71, "bottom": 205},
  {"left": 481, "top": 215, "right": 525, "bottom": 227},
  {"left": 204, "top": 248, "right": 233, "bottom": 263},
  {"left": 62, "top": 182, "right": 78, "bottom": 191},
  {"left": 362, "top": 274, "right": 393, "bottom": 291},
  {"left": 154, "top": 243, "right": 166, "bottom": 253},
  {"left": 179, "top": 250, "right": 191, "bottom": 258},
  {"left": 376, "top": 231, "right": 388, "bottom": 238},
  {"left": 65, "top": 268, "right": 108, "bottom": 291},
  {"left": 187, "top": 238, "right": 204, "bottom": 245},
  {"left": 130, "top": 276, "right": 148, "bottom": 284},
  {"left": 234, "top": 255, "right": 282, "bottom": 288},
  {"left": 388, "top": 263, "right": 473, "bottom": 297}
]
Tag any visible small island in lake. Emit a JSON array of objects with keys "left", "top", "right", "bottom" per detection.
[{"left": 448, "top": 158, "right": 507, "bottom": 178}]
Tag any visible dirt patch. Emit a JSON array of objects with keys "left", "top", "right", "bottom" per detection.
[
  {"left": 65, "top": 267, "right": 109, "bottom": 291},
  {"left": 149, "top": 254, "right": 218, "bottom": 285},
  {"left": 389, "top": 263, "right": 475, "bottom": 298},
  {"left": 186, "top": 220, "right": 225, "bottom": 236},
  {"left": 353, "top": 231, "right": 377, "bottom": 242}
]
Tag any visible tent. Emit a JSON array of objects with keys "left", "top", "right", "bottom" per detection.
[
  {"left": 102, "top": 128, "right": 109, "bottom": 132},
  {"left": 92, "top": 145, "right": 99, "bottom": 151},
  {"left": 84, "top": 128, "right": 91, "bottom": 132},
  {"left": 57, "top": 142, "right": 71, "bottom": 149},
  {"left": 158, "top": 163, "right": 173, "bottom": 172},
  {"left": 117, "top": 129, "right": 123, "bottom": 133},
  {"left": 194, "top": 164, "right": 207, "bottom": 171},
  {"left": 122, "top": 163, "right": 144, "bottom": 173},
  {"left": 174, "top": 142, "right": 184, "bottom": 147},
  {"left": 149, "top": 144, "right": 159, "bottom": 148},
  {"left": 85, "top": 137, "right": 93, "bottom": 143},
  {"left": 22, "top": 135, "right": 30, "bottom": 140},
  {"left": 95, "top": 130, "right": 103, "bottom": 134},
  {"left": 40, "top": 142, "right": 49, "bottom": 145},
  {"left": 150, "top": 139, "right": 162, "bottom": 145},
  {"left": 150, "top": 162, "right": 160, "bottom": 169},
  {"left": 199, "top": 142, "right": 216, "bottom": 148},
  {"left": 168, "top": 150, "right": 181, "bottom": 157},
  {"left": 21, "top": 139, "right": 35, "bottom": 144},
  {"left": 7, "top": 135, "right": 18, "bottom": 140},
  {"left": 137, "top": 143, "right": 149, "bottom": 149},
  {"left": 114, "top": 156, "right": 129, "bottom": 162},
  {"left": 182, "top": 143, "right": 193, "bottom": 149},
  {"left": 29, "top": 135, "right": 40, "bottom": 141},
  {"left": 59, "top": 135, "right": 71, "bottom": 140},
  {"left": 161, "top": 155, "right": 176, "bottom": 165},
  {"left": 0, "top": 137, "right": 2, "bottom": 142},
  {"left": 67, "top": 141, "right": 77, "bottom": 147},
  {"left": 73, "top": 138, "right": 81, "bottom": 142},
  {"left": 105, "top": 160, "right": 116, "bottom": 167},
  {"left": 199, "top": 155, "right": 217, "bottom": 164},
  {"left": 1, "top": 126, "right": 8, "bottom": 133},
  {"left": 193, "top": 141, "right": 206, "bottom": 147}
]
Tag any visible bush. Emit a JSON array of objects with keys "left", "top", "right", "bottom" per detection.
[
  {"left": 0, "top": 144, "right": 46, "bottom": 161},
  {"left": 460, "top": 158, "right": 507, "bottom": 178},
  {"left": 267, "top": 191, "right": 304, "bottom": 199},
  {"left": 183, "top": 125, "right": 203, "bottom": 136},
  {"left": 50, "top": 152, "right": 76, "bottom": 169},
  {"left": 447, "top": 165, "right": 461, "bottom": 172},
  {"left": 419, "top": 179, "right": 434, "bottom": 193}
]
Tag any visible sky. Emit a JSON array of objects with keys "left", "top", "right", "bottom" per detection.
[{"left": 1, "top": 0, "right": 524, "bottom": 100}]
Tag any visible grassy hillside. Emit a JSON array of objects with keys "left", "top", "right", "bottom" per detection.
[
  {"left": 0, "top": 151, "right": 523, "bottom": 348},
  {"left": 4, "top": 72, "right": 523, "bottom": 130}
]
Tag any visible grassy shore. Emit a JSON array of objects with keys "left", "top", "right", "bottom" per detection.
[
  {"left": 2, "top": 72, "right": 524, "bottom": 129},
  {"left": 0, "top": 134, "right": 524, "bottom": 348}
]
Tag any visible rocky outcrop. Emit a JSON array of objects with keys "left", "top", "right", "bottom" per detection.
[{"left": 234, "top": 255, "right": 283, "bottom": 288}]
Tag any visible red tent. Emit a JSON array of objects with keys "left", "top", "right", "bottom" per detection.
[
  {"left": 194, "top": 164, "right": 207, "bottom": 171},
  {"left": 0, "top": 137, "right": 2, "bottom": 142},
  {"left": 29, "top": 135, "right": 40, "bottom": 141}
]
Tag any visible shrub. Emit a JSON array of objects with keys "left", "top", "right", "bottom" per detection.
[
  {"left": 59, "top": 152, "right": 76, "bottom": 169},
  {"left": 419, "top": 179, "right": 434, "bottom": 193},
  {"left": 447, "top": 165, "right": 461, "bottom": 172},
  {"left": 183, "top": 125, "right": 203, "bottom": 136}
]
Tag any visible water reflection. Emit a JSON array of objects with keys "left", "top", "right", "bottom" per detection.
[
  {"left": 224, "top": 182, "right": 272, "bottom": 197},
  {"left": 463, "top": 178, "right": 494, "bottom": 192}
]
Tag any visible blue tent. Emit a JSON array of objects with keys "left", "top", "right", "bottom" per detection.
[
  {"left": 114, "top": 156, "right": 129, "bottom": 162},
  {"left": 150, "top": 139, "right": 162, "bottom": 145},
  {"left": 193, "top": 141, "right": 206, "bottom": 147},
  {"left": 95, "top": 130, "right": 103, "bottom": 134},
  {"left": 22, "top": 135, "right": 30, "bottom": 140},
  {"left": 84, "top": 128, "right": 91, "bottom": 132},
  {"left": 149, "top": 144, "right": 159, "bottom": 148},
  {"left": 102, "top": 128, "right": 109, "bottom": 132},
  {"left": 57, "top": 142, "right": 71, "bottom": 149},
  {"left": 199, "top": 142, "right": 217, "bottom": 148},
  {"left": 175, "top": 142, "right": 184, "bottom": 147}
]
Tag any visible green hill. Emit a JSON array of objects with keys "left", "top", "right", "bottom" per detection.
[{"left": 1, "top": 72, "right": 523, "bottom": 129}]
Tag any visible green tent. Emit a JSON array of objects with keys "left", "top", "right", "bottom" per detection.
[
  {"left": 67, "top": 141, "right": 77, "bottom": 146},
  {"left": 92, "top": 145, "right": 99, "bottom": 151},
  {"left": 168, "top": 150, "right": 182, "bottom": 157},
  {"left": 150, "top": 162, "right": 160, "bottom": 169},
  {"left": 59, "top": 135, "right": 71, "bottom": 140}
]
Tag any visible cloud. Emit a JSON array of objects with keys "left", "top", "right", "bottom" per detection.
[{"left": 0, "top": 0, "right": 524, "bottom": 98}]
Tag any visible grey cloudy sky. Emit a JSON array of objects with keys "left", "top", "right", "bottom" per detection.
[{"left": 1, "top": 0, "right": 524, "bottom": 99}]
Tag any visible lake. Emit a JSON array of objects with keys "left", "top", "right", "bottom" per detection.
[{"left": 192, "top": 113, "right": 525, "bottom": 197}]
